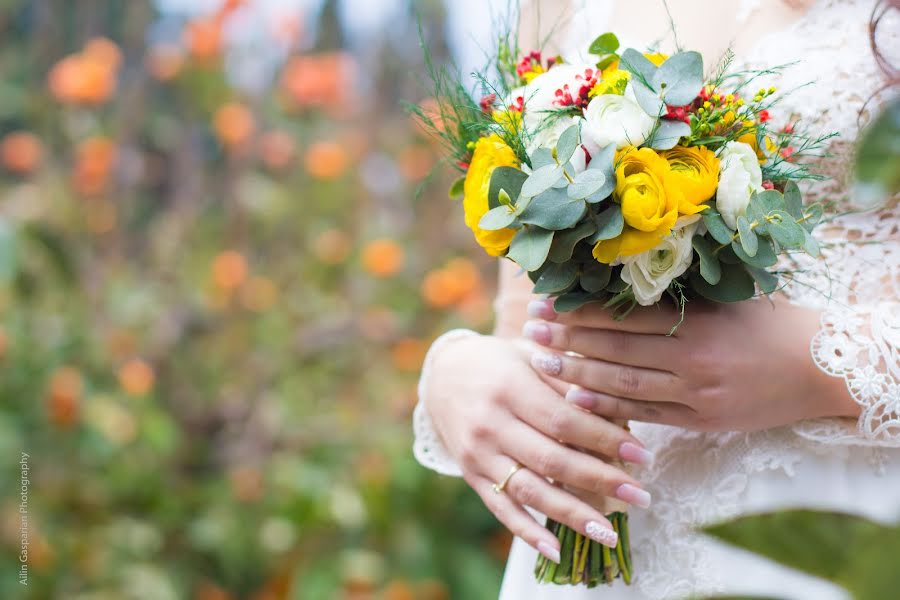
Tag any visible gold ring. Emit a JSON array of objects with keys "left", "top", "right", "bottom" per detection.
[{"left": 492, "top": 463, "right": 523, "bottom": 494}]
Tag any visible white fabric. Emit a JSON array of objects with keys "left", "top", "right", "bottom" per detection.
[{"left": 413, "top": 0, "right": 900, "bottom": 598}]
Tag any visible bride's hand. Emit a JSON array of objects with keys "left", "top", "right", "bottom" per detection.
[
  {"left": 523, "top": 297, "right": 860, "bottom": 432},
  {"left": 423, "top": 334, "right": 654, "bottom": 563}
]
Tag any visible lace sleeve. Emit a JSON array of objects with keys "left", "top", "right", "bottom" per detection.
[
  {"left": 789, "top": 204, "right": 900, "bottom": 447},
  {"left": 412, "top": 329, "right": 479, "bottom": 477}
]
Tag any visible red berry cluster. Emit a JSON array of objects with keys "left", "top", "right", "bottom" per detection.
[
  {"left": 516, "top": 51, "right": 557, "bottom": 80},
  {"left": 553, "top": 68, "right": 599, "bottom": 111}
]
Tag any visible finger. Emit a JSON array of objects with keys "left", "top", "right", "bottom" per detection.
[
  {"left": 530, "top": 350, "right": 680, "bottom": 402},
  {"left": 485, "top": 457, "right": 622, "bottom": 548},
  {"left": 466, "top": 472, "right": 562, "bottom": 564},
  {"left": 510, "top": 338, "right": 570, "bottom": 396},
  {"left": 527, "top": 297, "right": 681, "bottom": 335},
  {"left": 566, "top": 386, "right": 696, "bottom": 427},
  {"left": 498, "top": 421, "right": 651, "bottom": 510},
  {"left": 523, "top": 320, "right": 679, "bottom": 371},
  {"left": 506, "top": 376, "right": 652, "bottom": 465}
]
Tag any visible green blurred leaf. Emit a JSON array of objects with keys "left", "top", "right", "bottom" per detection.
[
  {"left": 0, "top": 219, "right": 16, "bottom": 284},
  {"left": 580, "top": 262, "right": 612, "bottom": 293},
  {"left": 589, "top": 33, "right": 620, "bottom": 55},
  {"left": 449, "top": 176, "right": 466, "bottom": 199},
  {"left": 854, "top": 96, "right": 900, "bottom": 199}
]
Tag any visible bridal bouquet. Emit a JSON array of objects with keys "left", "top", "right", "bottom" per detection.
[{"left": 414, "top": 28, "right": 830, "bottom": 588}]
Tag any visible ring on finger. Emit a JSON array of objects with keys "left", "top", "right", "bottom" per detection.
[{"left": 492, "top": 462, "right": 524, "bottom": 494}]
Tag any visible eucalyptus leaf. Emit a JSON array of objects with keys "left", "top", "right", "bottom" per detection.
[
  {"left": 689, "top": 262, "right": 756, "bottom": 303},
  {"left": 478, "top": 206, "right": 517, "bottom": 231},
  {"left": 507, "top": 226, "right": 554, "bottom": 271},
  {"left": 586, "top": 144, "right": 617, "bottom": 202},
  {"left": 556, "top": 123, "right": 581, "bottom": 166},
  {"left": 549, "top": 220, "right": 597, "bottom": 263},
  {"left": 568, "top": 169, "right": 607, "bottom": 199},
  {"left": 692, "top": 235, "right": 721, "bottom": 285},
  {"left": 448, "top": 176, "right": 465, "bottom": 199},
  {"left": 580, "top": 262, "right": 612, "bottom": 293},
  {"left": 746, "top": 266, "right": 779, "bottom": 294},
  {"left": 530, "top": 147, "right": 555, "bottom": 169},
  {"left": 783, "top": 181, "right": 803, "bottom": 219},
  {"left": 702, "top": 205, "right": 736, "bottom": 245},
  {"left": 533, "top": 262, "right": 579, "bottom": 294},
  {"left": 605, "top": 272, "right": 629, "bottom": 293},
  {"left": 632, "top": 83, "right": 665, "bottom": 117},
  {"left": 519, "top": 188, "right": 587, "bottom": 230},
  {"left": 802, "top": 229, "right": 820, "bottom": 257},
  {"left": 652, "top": 51, "right": 703, "bottom": 106},
  {"left": 619, "top": 48, "right": 658, "bottom": 87},
  {"left": 488, "top": 166, "right": 528, "bottom": 209},
  {"left": 589, "top": 204, "right": 625, "bottom": 242},
  {"left": 801, "top": 203, "right": 824, "bottom": 232},
  {"left": 747, "top": 189, "right": 785, "bottom": 232},
  {"left": 521, "top": 164, "right": 563, "bottom": 198},
  {"left": 647, "top": 119, "right": 691, "bottom": 150},
  {"left": 554, "top": 291, "right": 596, "bottom": 313},
  {"left": 732, "top": 236, "right": 777, "bottom": 268},
  {"left": 597, "top": 54, "right": 618, "bottom": 71},
  {"left": 766, "top": 210, "right": 806, "bottom": 248},
  {"left": 736, "top": 216, "right": 758, "bottom": 257},
  {"left": 589, "top": 32, "right": 620, "bottom": 55},
  {"left": 717, "top": 244, "right": 742, "bottom": 265}
]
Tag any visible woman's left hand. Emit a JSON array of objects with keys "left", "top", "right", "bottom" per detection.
[{"left": 522, "top": 296, "right": 860, "bottom": 432}]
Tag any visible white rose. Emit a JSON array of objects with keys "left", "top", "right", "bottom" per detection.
[
  {"left": 715, "top": 141, "right": 764, "bottom": 229},
  {"left": 582, "top": 82, "right": 655, "bottom": 151},
  {"left": 621, "top": 223, "right": 698, "bottom": 306}
]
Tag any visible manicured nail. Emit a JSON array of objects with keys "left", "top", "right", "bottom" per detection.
[
  {"left": 566, "top": 387, "right": 596, "bottom": 410},
  {"left": 619, "top": 441, "right": 654, "bottom": 466},
  {"left": 522, "top": 320, "right": 552, "bottom": 346},
  {"left": 527, "top": 299, "right": 557, "bottom": 320},
  {"left": 531, "top": 352, "right": 562, "bottom": 376},
  {"left": 585, "top": 521, "right": 618, "bottom": 547},
  {"left": 537, "top": 541, "right": 561, "bottom": 564},
  {"left": 616, "top": 483, "right": 652, "bottom": 509}
]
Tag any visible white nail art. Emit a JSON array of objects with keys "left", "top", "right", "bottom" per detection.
[
  {"left": 531, "top": 352, "right": 562, "bottom": 376},
  {"left": 585, "top": 521, "right": 618, "bottom": 547}
]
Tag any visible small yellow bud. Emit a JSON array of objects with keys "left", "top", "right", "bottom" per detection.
[
  {"left": 698, "top": 107, "right": 706, "bottom": 115},
  {"left": 703, "top": 101, "right": 711, "bottom": 109},
  {"left": 737, "top": 99, "right": 745, "bottom": 106},
  {"left": 725, "top": 94, "right": 734, "bottom": 103},
  {"left": 768, "top": 86, "right": 776, "bottom": 94}
]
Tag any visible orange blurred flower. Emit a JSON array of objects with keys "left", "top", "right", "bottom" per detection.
[
  {"left": 415, "top": 97, "right": 445, "bottom": 134},
  {"left": 213, "top": 251, "right": 248, "bottom": 290},
  {"left": 72, "top": 136, "right": 117, "bottom": 196},
  {"left": 361, "top": 239, "right": 404, "bottom": 278},
  {"left": 258, "top": 130, "right": 296, "bottom": 171},
  {"left": 84, "top": 199, "right": 117, "bottom": 233},
  {"left": 417, "top": 579, "right": 450, "bottom": 600},
  {"left": 280, "top": 52, "right": 355, "bottom": 114},
  {"left": 391, "top": 338, "right": 427, "bottom": 372},
  {"left": 185, "top": 19, "right": 222, "bottom": 62},
  {"left": 47, "top": 366, "right": 82, "bottom": 428},
  {"left": 304, "top": 140, "right": 350, "bottom": 180},
  {"left": 311, "top": 229, "right": 352, "bottom": 264},
  {"left": 213, "top": 102, "right": 255, "bottom": 149},
  {"left": 229, "top": 466, "right": 265, "bottom": 503},
  {"left": 118, "top": 358, "right": 155, "bottom": 397},
  {"left": 382, "top": 579, "right": 416, "bottom": 600},
  {"left": 48, "top": 39, "right": 121, "bottom": 105},
  {"left": 421, "top": 257, "right": 482, "bottom": 309},
  {"left": 195, "top": 582, "right": 234, "bottom": 600},
  {"left": 0, "top": 131, "right": 43, "bottom": 175},
  {"left": 397, "top": 145, "right": 435, "bottom": 181},
  {"left": 240, "top": 276, "right": 279, "bottom": 312},
  {"left": 146, "top": 44, "right": 185, "bottom": 81}
]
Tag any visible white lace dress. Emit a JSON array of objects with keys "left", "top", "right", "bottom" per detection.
[{"left": 413, "top": 1, "right": 900, "bottom": 598}]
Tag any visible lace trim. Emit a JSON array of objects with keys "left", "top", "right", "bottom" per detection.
[{"left": 412, "top": 329, "right": 480, "bottom": 477}]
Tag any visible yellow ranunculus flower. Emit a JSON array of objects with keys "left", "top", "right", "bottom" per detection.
[
  {"left": 589, "top": 68, "right": 630, "bottom": 97},
  {"left": 593, "top": 147, "right": 682, "bottom": 263},
  {"left": 737, "top": 124, "right": 777, "bottom": 164},
  {"left": 644, "top": 53, "right": 668, "bottom": 66},
  {"left": 661, "top": 145, "right": 719, "bottom": 214},
  {"left": 463, "top": 135, "right": 519, "bottom": 256}
]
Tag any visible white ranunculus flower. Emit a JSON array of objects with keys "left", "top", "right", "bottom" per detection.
[
  {"left": 621, "top": 222, "right": 698, "bottom": 306},
  {"left": 582, "top": 82, "right": 655, "bottom": 151},
  {"left": 716, "top": 141, "right": 764, "bottom": 229}
]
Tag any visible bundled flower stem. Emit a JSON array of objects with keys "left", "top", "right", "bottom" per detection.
[{"left": 535, "top": 512, "right": 631, "bottom": 586}]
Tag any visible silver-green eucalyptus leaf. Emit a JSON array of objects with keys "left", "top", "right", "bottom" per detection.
[
  {"left": 556, "top": 123, "right": 581, "bottom": 166},
  {"left": 568, "top": 169, "right": 607, "bottom": 199},
  {"left": 521, "top": 164, "right": 563, "bottom": 198},
  {"left": 737, "top": 216, "right": 758, "bottom": 257},
  {"left": 647, "top": 119, "right": 691, "bottom": 150},
  {"left": 478, "top": 206, "right": 517, "bottom": 231},
  {"left": 507, "top": 226, "right": 554, "bottom": 271},
  {"left": 653, "top": 51, "right": 703, "bottom": 106}
]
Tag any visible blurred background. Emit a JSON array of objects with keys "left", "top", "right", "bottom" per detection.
[{"left": 0, "top": 0, "right": 514, "bottom": 598}]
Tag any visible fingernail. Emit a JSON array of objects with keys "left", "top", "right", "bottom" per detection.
[
  {"left": 585, "top": 521, "right": 618, "bottom": 547},
  {"left": 531, "top": 351, "right": 562, "bottom": 376},
  {"left": 537, "top": 541, "right": 561, "bottom": 564},
  {"left": 619, "top": 441, "right": 654, "bottom": 466},
  {"left": 527, "top": 299, "right": 557, "bottom": 320},
  {"left": 566, "top": 387, "right": 596, "bottom": 410},
  {"left": 522, "top": 320, "right": 552, "bottom": 346},
  {"left": 616, "top": 483, "right": 652, "bottom": 509}
]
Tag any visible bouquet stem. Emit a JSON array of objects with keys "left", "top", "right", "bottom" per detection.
[{"left": 533, "top": 512, "right": 632, "bottom": 587}]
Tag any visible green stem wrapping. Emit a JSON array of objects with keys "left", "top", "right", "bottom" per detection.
[{"left": 534, "top": 512, "right": 632, "bottom": 587}]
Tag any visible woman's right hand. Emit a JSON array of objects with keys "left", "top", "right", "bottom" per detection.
[{"left": 422, "top": 334, "right": 654, "bottom": 564}]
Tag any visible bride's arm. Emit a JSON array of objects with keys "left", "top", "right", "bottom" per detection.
[{"left": 413, "top": 260, "right": 654, "bottom": 562}]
